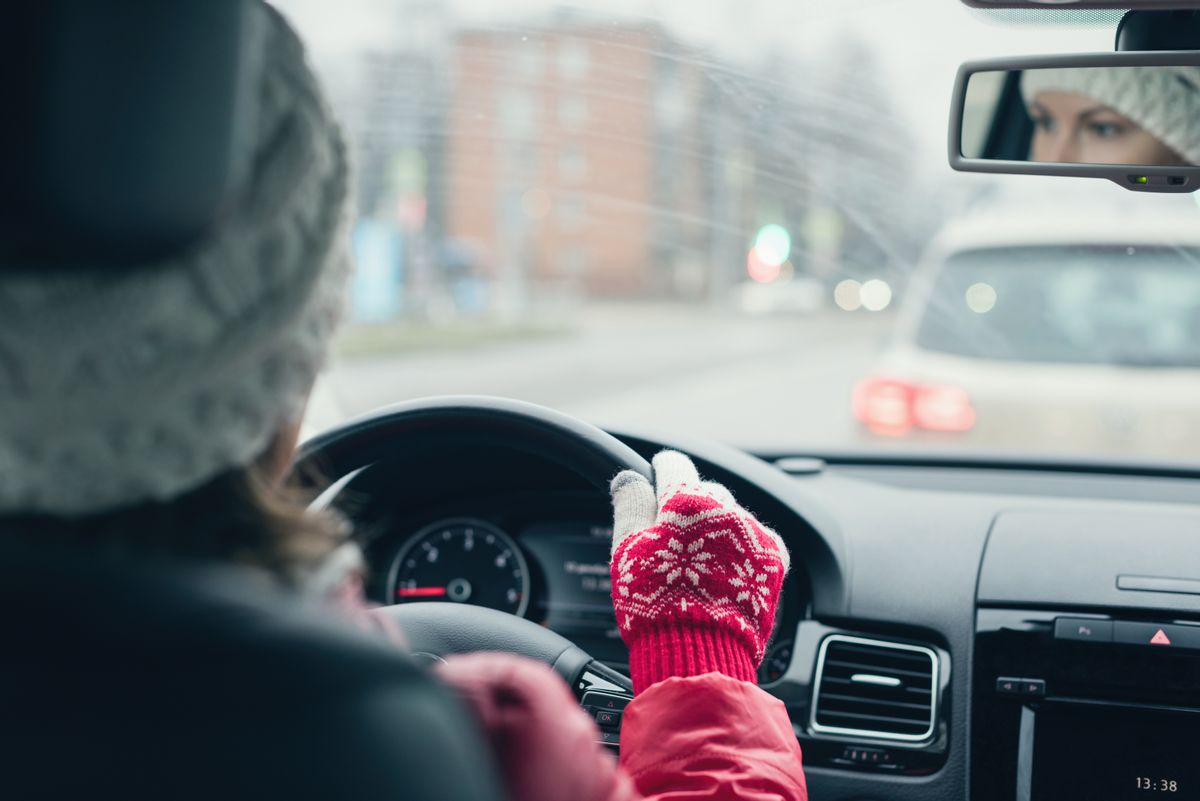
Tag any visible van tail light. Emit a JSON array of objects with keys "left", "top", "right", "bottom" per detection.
[
  {"left": 852, "top": 377, "right": 915, "bottom": 436},
  {"left": 912, "top": 383, "right": 976, "bottom": 433},
  {"left": 852, "top": 376, "right": 975, "bottom": 436}
]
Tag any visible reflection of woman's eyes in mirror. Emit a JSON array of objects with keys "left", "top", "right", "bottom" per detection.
[
  {"left": 1028, "top": 104, "right": 1056, "bottom": 133},
  {"left": 1084, "top": 119, "right": 1127, "bottom": 140}
]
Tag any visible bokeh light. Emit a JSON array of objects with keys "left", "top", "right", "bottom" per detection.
[
  {"left": 753, "top": 224, "right": 792, "bottom": 267},
  {"left": 965, "top": 282, "right": 997, "bottom": 314},
  {"left": 860, "top": 279, "right": 892, "bottom": 312},
  {"left": 834, "top": 279, "right": 863, "bottom": 311},
  {"left": 747, "top": 248, "right": 782, "bottom": 283}
]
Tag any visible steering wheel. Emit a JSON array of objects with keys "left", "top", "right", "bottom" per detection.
[{"left": 293, "top": 396, "right": 653, "bottom": 744}]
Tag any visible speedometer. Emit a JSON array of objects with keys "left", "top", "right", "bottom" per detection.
[{"left": 386, "top": 519, "right": 530, "bottom": 617}]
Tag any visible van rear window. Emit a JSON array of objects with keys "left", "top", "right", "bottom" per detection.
[{"left": 915, "top": 245, "right": 1200, "bottom": 367}]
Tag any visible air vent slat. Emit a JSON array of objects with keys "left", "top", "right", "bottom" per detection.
[
  {"left": 821, "top": 676, "right": 932, "bottom": 695},
  {"left": 815, "top": 711, "right": 932, "bottom": 731},
  {"left": 811, "top": 636, "right": 939, "bottom": 743},
  {"left": 825, "top": 642, "right": 933, "bottom": 666},
  {"left": 822, "top": 659, "right": 932, "bottom": 679},
  {"left": 818, "top": 705, "right": 929, "bottom": 724},
  {"left": 817, "top": 692, "right": 932, "bottom": 712}
]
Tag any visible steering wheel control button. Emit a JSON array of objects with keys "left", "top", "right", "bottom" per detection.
[
  {"left": 1054, "top": 617, "right": 1113, "bottom": 643},
  {"left": 595, "top": 709, "right": 622, "bottom": 729},
  {"left": 1020, "top": 679, "right": 1046, "bottom": 697},
  {"left": 583, "top": 691, "right": 630, "bottom": 747},
  {"left": 581, "top": 691, "right": 631, "bottom": 712}
]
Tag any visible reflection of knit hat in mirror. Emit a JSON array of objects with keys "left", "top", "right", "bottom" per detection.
[
  {"left": 1020, "top": 66, "right": 1200, "bottom": 164},
  {"left": 0, "top": 3, "right": 352, "bottom": 516}
]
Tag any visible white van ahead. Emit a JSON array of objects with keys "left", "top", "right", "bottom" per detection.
[{"left": 854, "top": 213, "right": 1200, "bottom": 458}]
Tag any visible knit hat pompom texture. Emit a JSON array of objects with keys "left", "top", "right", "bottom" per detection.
[
  {"left": 0, "top": 6, "right": 352, "bottom": 516},
  {"left": 1020, "top": 66, "right": 1200, "bottom": 165}
]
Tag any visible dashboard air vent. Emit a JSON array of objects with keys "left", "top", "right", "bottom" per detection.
[{"left": 810, "top": 635, "right": 938, "bottom": 742}]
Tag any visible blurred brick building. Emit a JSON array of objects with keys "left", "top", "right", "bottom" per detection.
[{"left": 445, "top": 23, "right": 712, "bottom": 298}]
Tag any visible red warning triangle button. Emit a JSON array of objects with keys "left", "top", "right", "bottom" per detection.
[{"left": 1150, "top": 628, "right": 1172, "bottom": 646}]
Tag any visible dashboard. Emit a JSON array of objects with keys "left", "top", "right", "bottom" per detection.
[
  {"left": 351, "top": 484, "right": 806, "bottom": 682},
  {"left": 330, "top": 427, "right": 1200, "bottom": 801}
]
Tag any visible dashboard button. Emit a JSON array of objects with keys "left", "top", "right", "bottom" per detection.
[
  {"left": 1169, "top": 624, "right": 1200, "bottom": 650},
  {"left": 842, "top": 746, "right": 892, "bottom": 764},
  {"left": 996, "top": 677, "right": 1021, "bottom": 695},
  {"left": 1021, "top": 679, "right": 1046, "bottom": 697},
  {"left": 1113, "top": 621, "right": 1164, "bottom": 646},
  {"left": 1113, "top": 621, "right": 1200, "bottom": 650},
  {"left": 1115, "top": 621, "right": 1179, "bottom": 648},
  {"left": 1054, "top": 617, "right": 1113, "bottom": 643}
]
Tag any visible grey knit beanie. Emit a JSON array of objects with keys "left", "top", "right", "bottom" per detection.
[
  {"left": 1021, "top": 66, "right": 1200, "bottom": 164},
  {"left": 0, "top": 5, "right": 352, "bottom": 516}
]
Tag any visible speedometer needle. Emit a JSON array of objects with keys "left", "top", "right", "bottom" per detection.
[{"left": 396, "top": 586, "right": 448, "bottom": 598}]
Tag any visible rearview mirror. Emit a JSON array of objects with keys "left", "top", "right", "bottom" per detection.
[{"left": 950, "top": 53, "right": 1200, "bottom": 192}]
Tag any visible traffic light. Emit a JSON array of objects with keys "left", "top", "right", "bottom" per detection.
[
  {"left": 747, "top": 224, "right": 791, "bottom": 283},
  {"left": 753, "top": 224, "right": 791, "bottom": 267}
]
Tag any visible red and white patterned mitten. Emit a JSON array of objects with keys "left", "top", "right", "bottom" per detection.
[{"left": 609, "top": 451, "right": 790, "bottom": 693}]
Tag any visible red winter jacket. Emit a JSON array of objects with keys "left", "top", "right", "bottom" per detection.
[
  {"left": 342, "top": 534, "right": 807, "bottom": 801},
  {"left": 438, "top": 652, "right": 808, "bottom": 801}
]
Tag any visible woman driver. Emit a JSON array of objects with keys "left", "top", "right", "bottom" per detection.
[
  {"left": 1021, "top": 66, "right": 1200, "bottom": 166},
  {"left": 0, "top": 5, "right": 806, "bottom": 801}
]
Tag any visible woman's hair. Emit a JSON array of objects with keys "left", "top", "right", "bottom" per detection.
[{"left": 0, "top": 458, "right": 345, "bottom": 583}]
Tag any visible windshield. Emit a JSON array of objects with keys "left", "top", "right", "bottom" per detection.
[{"left": 276, "top": 0, "right": 1200, "bottom": 460}]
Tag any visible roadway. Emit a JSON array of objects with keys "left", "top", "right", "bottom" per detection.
[{"left": 312, "top": 304, "right": 894, "bottom": 452}]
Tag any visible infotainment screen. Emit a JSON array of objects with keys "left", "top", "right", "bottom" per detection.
[{"left": 1029, "top": 705, "right": 1200, "bottom": 801}]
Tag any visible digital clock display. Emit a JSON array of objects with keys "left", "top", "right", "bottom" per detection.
[
  {"left": 1136, "top": 778, "right": 1180, "bottom": 793},
  {"left": 1030, "top": 706, "right": 1198, "bottom": 801}
]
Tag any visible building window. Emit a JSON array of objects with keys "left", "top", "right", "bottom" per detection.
[
  {"left": 513, "top": 43, "right": 545, "bottom": 81},
  {"left": 557, "top": 194, "right": 587, "bottom": 232},
  {"left": 509, "top": 142, "right": 539, "bottom": 181},
  {"left": 500, "top": 89, "right": 539, "bottom": 139},
  {"left": 558, "top": 94, "right": 588, "bottom": 129},
  {"left": 655, "top": 78, "right": 689, "bottom": 129},
  {"left": 562, "top": 244, "right": 589, "bottom": 277},
  {"left": 558, "top": 143, "right": 588, "bottom": 182},
  {"left": 557, "top": 39, "right": 590, "bottom": 80}
]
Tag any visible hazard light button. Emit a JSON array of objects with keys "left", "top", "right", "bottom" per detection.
[{"left": 1112, "top": 621, "right": 1200, "bottom": 651}]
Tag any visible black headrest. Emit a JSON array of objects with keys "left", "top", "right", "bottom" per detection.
[
  {"left": 0, "top": 537, "right": 504, "bottom": 801},
  {"left": 0, "top": 0, "right": 261, "bottom": 269}
]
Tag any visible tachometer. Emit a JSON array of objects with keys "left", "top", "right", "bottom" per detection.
[{"left": 387, "top": 519, "right": 530, "bottom": 617}]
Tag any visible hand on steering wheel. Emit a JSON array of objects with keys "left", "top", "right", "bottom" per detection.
[
  {"left": 610, "top": 451, "right": 790, "bottom": 693},
  {"left": 438, "top": 653, "right": 639, "bottom": 801}
]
